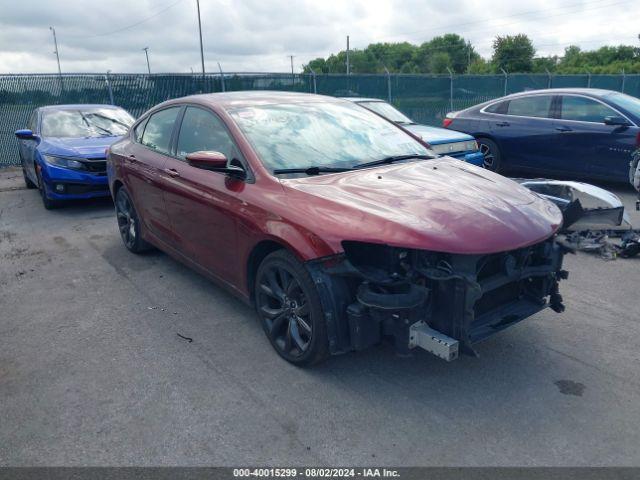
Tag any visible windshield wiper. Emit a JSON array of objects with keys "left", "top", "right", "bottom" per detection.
[
  {"left": 78, "top": 111, "right": 115, "bottom": 136},
  {"left": 273, "top": 166, "right": 353, "bottom": 176},
  {"left": 85, "top": 113, "right": 130, "bottom": 129},
  {"left": 353, "top": 154, "right": 433, "bottom": 170}
]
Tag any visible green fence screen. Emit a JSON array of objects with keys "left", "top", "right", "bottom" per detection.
[{"left": 1, "top": 72, "right": 639, "bottom": 165}]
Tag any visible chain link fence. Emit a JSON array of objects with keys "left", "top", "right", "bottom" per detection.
[{"left": 1, "top": 72, "right": 639, "bottom": 166}]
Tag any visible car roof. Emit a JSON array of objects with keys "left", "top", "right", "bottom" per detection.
[
  {"left": 504, "top": 88, "right": 617, "bottom": 99},
  {"left": 160, "top": 91, "right": 346, "bottom": 110},
  {"left": 340, "top": 97, "right": 386, "bottom": 103},
  {"left": 38, "top": 104, "right": 124, "bottom": 111}
]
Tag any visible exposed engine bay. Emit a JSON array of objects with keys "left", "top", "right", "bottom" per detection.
[{"left": 306, "top": 238, "right": 567, "bottom": 361}]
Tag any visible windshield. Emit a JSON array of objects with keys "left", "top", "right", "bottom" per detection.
[
  {"left": 229, "top": 101, "right": 429, "bottom": 172},
  {"left": 41, "top": 107, "right": 135, "bottom": 138},
  {"left": 358, "top": 101, "right": 413, "bottom": 124},
  {"left": 606, "top": 93, "right": 640, "bottom": 119}
]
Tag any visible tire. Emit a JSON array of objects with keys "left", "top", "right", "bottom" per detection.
[
  {"left": 254, "top": 250, "right": 329, "bottom": 366},
  {"left": 114, "top": 187, "right": 153, "bottom": 253},
  {"left": 36, "top": 166, "right": 61, "bottom": 210},
  {"left": 477, "top": 137, "right": 502, "bottom": 172},
  {"left": 630, "top": 150, "right": 640, "bottom": 192},
  {"left": 22, "top": 165, "right": 36, "bottom": 189}
]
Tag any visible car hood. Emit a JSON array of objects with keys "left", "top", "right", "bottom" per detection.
[
  {"left": 40, "top": 136, "right": 123, "bottom": 159},
  {"left": 403, "top": 124, "right": 473, "bottom": 144},
  {"left": 280, "top": 158, "right": 562, "bottom": 255}
]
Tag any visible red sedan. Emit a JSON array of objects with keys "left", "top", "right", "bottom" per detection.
[{"left": 107, "top": 92, "right": 567, "bottom": 366}]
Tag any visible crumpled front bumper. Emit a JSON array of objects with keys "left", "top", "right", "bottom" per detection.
[{"left": 306, "top": 237, "right": 568, "bottom": 361}]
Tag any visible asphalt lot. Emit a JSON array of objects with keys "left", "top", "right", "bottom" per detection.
[{"left": 1, "top": 166, "right": 639, "bottom": 467}]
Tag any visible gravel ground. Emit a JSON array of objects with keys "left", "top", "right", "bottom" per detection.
[{"left": 0, "top": 166, "right": 639, "bottom": 466}]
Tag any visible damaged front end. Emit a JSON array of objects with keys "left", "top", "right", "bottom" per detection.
[
  {"left": 516, "top": 179, "right": 629, "bottom": 231},
  {"left": 306, "top": 238, "right": 567, "bottom": 362}
]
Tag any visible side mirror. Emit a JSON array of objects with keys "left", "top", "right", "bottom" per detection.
[
  {"left": 604, "top": 115, "right": 630, "bottom": 126},
  {"left": 15, "top": 129, "right": 36, "bottom": 140},
  {"left": 186, "top": 151, "right": 246, "bottom": 180},
  {"left": 186, "top": 151, "right": 228, "bottom": 170}
]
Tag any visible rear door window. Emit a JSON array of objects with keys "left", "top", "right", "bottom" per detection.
[
  {"left": 560, "top": 95, "right": 617, "bottom": 123},
  {"left": 141, "top": 107, "right": 181, "bottom": 154},
  {"left": 505, "top": 95, "right": 554, "bottom": 118},
  {"left": 484, "top": 101, "right": 507, "bottom": 114}
]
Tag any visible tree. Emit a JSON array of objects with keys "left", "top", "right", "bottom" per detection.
[
  {"left": 467, "top": 58, "right": 493, "bottom": 74},
  {"left": 429, "top": 52, "right": 452, "bottom": 74},
  {"left": 302, "top": 35, "right": 640, "bottom": 75},
  {"left": 305, "top": 58, "right": 329, "bottom": 74},
  {"left": 415, "top": 34, "right": 479, "bottom": 73},
  {"left": 491, "top": 34, "right": 535, "bottom": 72},
  {"left": 532, "top": 56, "right": 559, "bottom": 73}
]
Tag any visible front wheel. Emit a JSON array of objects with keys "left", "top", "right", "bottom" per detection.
[
  {"left": 255, "top": 250, "right": 329, "bottom": 366},
  {"left": 22, "top": 165, "right": 36, "bottom": 189},
  {"left": 36, "top": 166, "right": 61, "bottom": 210},
  {"left": 115, "top": 187, "right": 152, "bottom": 253},
  {"left": 477, "top": 138, "right": 502, "bottom": 172}
]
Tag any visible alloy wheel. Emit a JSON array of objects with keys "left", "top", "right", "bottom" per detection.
[
  {"left": 480, "top": 143, "right": 495, "bottom": 169},
  {"left": 116, "top": 191, "right": 137, "bottom": 249},
  {"left": 257, "top": 265, "right": 313, "bottom": 358}
]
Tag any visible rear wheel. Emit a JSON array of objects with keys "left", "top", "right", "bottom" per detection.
[
  {"left": 115, "top": 187, "right": 152, "bottom": 253},
  {"left": 478, "top": 138, "right": 502, "bottom": 172},
  {"left": 255, "top": 250, "right": 329, "bottom": 366}
]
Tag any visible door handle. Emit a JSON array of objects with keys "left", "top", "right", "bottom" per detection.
[
  {"left": 164, "top": 168, "right": 180, "bottom": 178},
  {"left": 495, "top": 121, "right": 510, "bottom": 127},
  {"left": 555, "top": 126, "right": 572, "bottom": 132}
]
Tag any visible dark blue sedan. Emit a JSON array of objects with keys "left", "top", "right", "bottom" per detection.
[
  {"left": 15, "top": 104, "right": 135, "bottom": 209},
  {"left": 443, "top": 88, "right": 640, "bottom": 182}
]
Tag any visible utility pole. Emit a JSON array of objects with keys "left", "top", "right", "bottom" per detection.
[
  {"left": 346, "top": 35, "right": 350, "bottom": 75},
  {"left": 142, "top": 47, "right": 151, "bottom": 74},
  {"left": 288, "top": 55, "right": 295, "bottom": 87},
  {"left": 196, "top": 0, "right": 206, "bottom": 79},
  {"left": 217, "top": 62, "right": 226, "bottom": 92},
  {"left": 49, "top": 27, "right": 62, "bottom": 77},
  {"left": 500, "top": 67, "right": 508, "bottom": 96},
  {"left": 467, "top": 41, "right": 472, "bottom": 72}
]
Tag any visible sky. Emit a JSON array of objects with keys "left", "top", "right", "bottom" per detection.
[{"left": 0, "top": 0, "right": 638, "bottom": 74}]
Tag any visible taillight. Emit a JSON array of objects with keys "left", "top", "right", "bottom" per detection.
[
  {"left": 635, "top": 131, "right": 640, "bottom": 148},
  {"left": 443, "top": 118, "right": 453, "bottom": 128}
]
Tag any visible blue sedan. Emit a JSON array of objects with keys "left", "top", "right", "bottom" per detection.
[
  {"left": 443, "top": 88, "right": 640, "bottom": 182},
  {"left": 15, "top": 104, "right": 135, "bottom": 209},
  {"left": 342, "top": 98, "right": 484, "bottom": 166}
]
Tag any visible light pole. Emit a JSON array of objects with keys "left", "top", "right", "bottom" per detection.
[
  {"left": 346, "top": 35, "right": 350, "bottom": 75},
  {"left": 142, "top": 47, "right": 151, "bottom": 74},
  {"left": 288, "top": 55, "right": 295, "bottom": 87},
  {"left": 49, "top": 27, "right": 62, "bottom": 77},
  {"left": 196, "top": 0, "right": 206, "bottom": 79}
]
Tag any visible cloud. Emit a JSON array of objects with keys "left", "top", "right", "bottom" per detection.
[{"left": 0, "top": 0, "right": 638, "bottom": 73}]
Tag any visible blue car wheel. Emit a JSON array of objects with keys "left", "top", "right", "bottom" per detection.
[
  {"left": 20, "top": 153, "right": 36, "bottom": 189},
  {"left": 36, "top": 165, "right": 62, "bottom": 210},
  {"left": 478, "top": 138, "right": 502, "bottom": 172}
]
